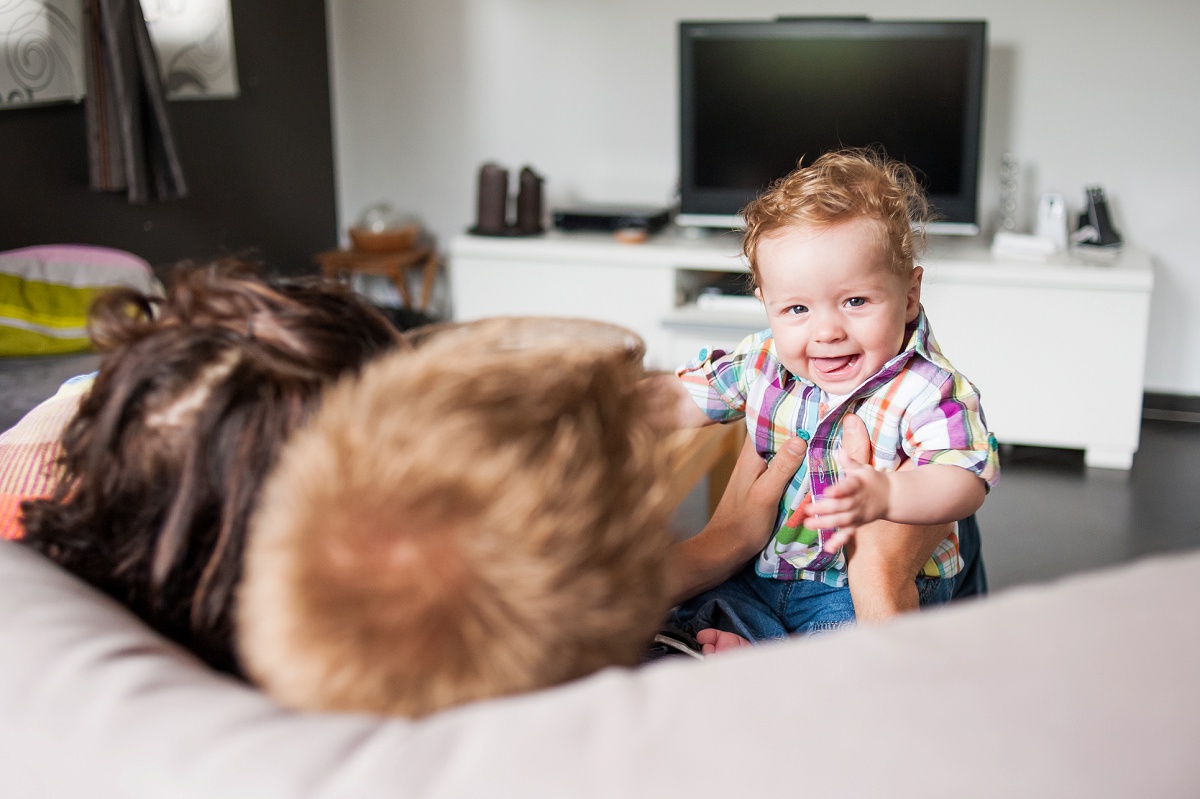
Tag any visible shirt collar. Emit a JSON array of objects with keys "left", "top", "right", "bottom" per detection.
[{"left": 900, "top": 305, "right": 934, "bottom": 361}]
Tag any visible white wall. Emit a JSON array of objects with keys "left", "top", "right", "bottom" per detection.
[{"left": 327, "top": 0, "right": 1200, "bottom": 395}]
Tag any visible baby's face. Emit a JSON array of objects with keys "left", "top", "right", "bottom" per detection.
[{"left": 754, "top": 216, "right": 921, "bottom": 395}]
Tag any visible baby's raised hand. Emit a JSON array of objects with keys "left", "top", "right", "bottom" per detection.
[
  {"left": 804, "top": 449, "right": 891, "bottom": 551},
  {"left": 801, "top": 414, "right": 888, "bottom": 553}
]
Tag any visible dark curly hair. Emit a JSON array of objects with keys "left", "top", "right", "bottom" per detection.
[{"left": 20, "top": 259, "right": 403, "bottom": 675}]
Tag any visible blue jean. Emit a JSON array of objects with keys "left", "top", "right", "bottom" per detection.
[
  {"left": 667, "top": 562, "right": 856, "bottom": 643},
  {"left": 664, "top": 514, "right": 982, "bottom": 645},
  {"left": 952, "top": 513, "right": 988, "bottom": 599}
]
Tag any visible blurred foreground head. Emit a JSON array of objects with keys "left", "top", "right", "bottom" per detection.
[
  {"left": 240, "top": 317, "right": 676, "bottom": 717},
  {"left": 21, "top": 259, "right": 402, "bottom": 674}
]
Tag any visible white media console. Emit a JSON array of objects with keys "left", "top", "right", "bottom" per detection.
[{"left": 449, "top": 230, "right": 1154, "bottom": 469}]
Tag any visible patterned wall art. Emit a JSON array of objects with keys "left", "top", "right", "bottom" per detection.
[
  {"left": 0, "top": 0, "right": 236, "bottom": 110},
  {"left": 142, "top": 0, "right": 239, "bottom": 100},
  {"left": 0, "top": 0, "right": 84, "bottom": 108}
]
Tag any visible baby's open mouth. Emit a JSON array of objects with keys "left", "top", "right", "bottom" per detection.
[{"left": 811, "top": 354, "right": 859, "bottom": 377}]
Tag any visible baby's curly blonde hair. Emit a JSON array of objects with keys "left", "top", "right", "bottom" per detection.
[{"left": 742, "top": 148, "right": 931, "bottom": 285}]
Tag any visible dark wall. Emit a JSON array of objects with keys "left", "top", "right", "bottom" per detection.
[{"left": 0, "top": 0, "right": 337, "bottom": 275}]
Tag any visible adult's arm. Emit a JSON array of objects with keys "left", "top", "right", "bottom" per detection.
[
  {"left": 664, "top": 433, "right": 807, "bottom": 605},
  {"left": 836, "top": 415, "right": 954, "bottom": 621},
  {"left": 644, "top": 372, "right": 715, "bottom": 430}
]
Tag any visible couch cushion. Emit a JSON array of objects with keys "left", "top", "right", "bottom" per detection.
[
  {"left": 0, "top": 541, "right": 1198, "bottom": 798},
  {"left": 0, "top": 375, "right": 94, "bottom": 539}
]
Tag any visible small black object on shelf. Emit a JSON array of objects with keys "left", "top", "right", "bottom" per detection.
[
  {"left": 1074, "top": 185, "right": 1123, "bottom": 248},
  {"left": 552, "top": 204, "right": 671, "bottom": 234}
]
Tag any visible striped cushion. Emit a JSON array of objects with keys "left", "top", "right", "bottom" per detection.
[
  {"left": 0, "top": 374, "right": 94, "bottom": 540},
  {"left": 0, "top": 245, "right": 159, "bottom": 356}
]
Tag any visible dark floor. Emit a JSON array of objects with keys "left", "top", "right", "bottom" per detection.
[
  {"left": 0, "top": 353, "right": 100, "bottom": 432},
  {"left": 978, "top": 421, "right": 1200, "bottom": 590},
  {"left": 4, "top": 354, "right": 1199, "bottom": 592}
]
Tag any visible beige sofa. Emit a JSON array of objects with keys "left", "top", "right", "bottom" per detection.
[{"left": 1, "top": 540, "right": 1198, "bottom": 798}]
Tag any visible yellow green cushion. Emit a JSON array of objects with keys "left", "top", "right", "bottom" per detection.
[{"left": 0, "top": 245, "right": 159, "bottom": 356}]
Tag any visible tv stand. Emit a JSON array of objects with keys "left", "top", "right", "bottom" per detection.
[{"left": 449, "top": 230, "right": 1154, "bottom": 469}]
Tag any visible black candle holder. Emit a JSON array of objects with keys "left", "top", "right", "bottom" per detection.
[{"left": 469, "top": 163, "right": 544, "bottom": 237}]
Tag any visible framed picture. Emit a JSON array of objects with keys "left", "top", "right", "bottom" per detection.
[
  {"left": 0, "top": 0, "right": 237, "bottom": 110},
  {"left": 142, "top": 0, "right": 239, "bottom": 100},
  {"left": 0, "top": 0, "right": 85, "bottom": 108}
]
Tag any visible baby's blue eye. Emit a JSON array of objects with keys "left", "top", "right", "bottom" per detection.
[
  {"left": 786, "top": 305, "right": 808, "bottom": 315},
  {"left": 845, "top": 297, "right": 866, "bottom": 308}
]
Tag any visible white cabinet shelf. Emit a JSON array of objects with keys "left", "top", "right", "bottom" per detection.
[{"left": 449, "top": 230, "right": 1154, "bottom": 469}]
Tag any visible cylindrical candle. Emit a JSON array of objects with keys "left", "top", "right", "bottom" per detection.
[
  {"left": 475, "top": 163, "right": 509, "bottom": 234},
  {"left": 515, "top": 166, "right": 544, "bottom": 234}
]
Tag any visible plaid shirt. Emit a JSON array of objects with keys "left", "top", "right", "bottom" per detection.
[{"left": 677, "top": 308, "right": 999, "bottom": 586}]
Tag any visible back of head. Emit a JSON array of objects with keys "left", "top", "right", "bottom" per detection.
[
  {"left": 20, "top": 259, "right": 402, "bottom": 674},
  {"left": 239, "top": 319, "right": 674, "bottom": 717},
  {"left": 741, "top": 147, "right": 930, "bottom": 282}
]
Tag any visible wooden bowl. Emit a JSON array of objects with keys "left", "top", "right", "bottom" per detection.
[{"left": 349, "top": 224, "right": 419, "bottom": 253}]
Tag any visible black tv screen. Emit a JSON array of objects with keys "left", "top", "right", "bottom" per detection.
[{"left": 679, "top": 18, "right": 987, "bottom": 233}]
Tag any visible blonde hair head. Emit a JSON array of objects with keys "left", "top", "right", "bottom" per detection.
[
  {"left": 741, "top": 148, "right": 930, "bottom": 285},
  {"left": 238, "top": 318, "right": 674, "bottom": 718}
]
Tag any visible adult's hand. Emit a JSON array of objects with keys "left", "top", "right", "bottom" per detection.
[
  {"left": 665, "top": 432, "right": 807, "bottom": 606},
  {"left": 836, "top": 414, "right": 955, "bottom": 621}
]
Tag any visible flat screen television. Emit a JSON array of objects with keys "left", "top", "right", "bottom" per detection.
[{"left": 678, "top": 18, "right": 987, "bottom": 234}]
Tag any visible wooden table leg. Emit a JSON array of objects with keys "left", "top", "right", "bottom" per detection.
[
  {"left": 387, "top": 264, "right": 414, "bottom": 309},
  {"left": 417, "top": 252, "right": 439, "bottom": 311}
]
